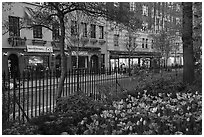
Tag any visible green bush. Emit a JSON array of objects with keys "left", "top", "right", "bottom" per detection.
[{"left": 26, "top": 93, "right": 107, "bottom": 135}]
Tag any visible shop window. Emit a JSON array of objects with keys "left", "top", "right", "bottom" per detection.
[
  {"left": 71, "top": 20, "right": 77, "bottom": 36},
  {"left": 90, "top": 24, "right": 96, "bottom": 38},
  {"left": 99, "top": 26, "right": 104, "bottom": 39},
  {"left": 33, "top": 26, "right": 42, "bottom": 39},
  {"left": 114, "top": 34, "right": 119, "bottom": 46},
  {"left": 146, "top": 39, "right": 148, "bottom": 48},
  {"left": 52, "top": 24, "right": 60, "bottom": 41},
  {"left": 24, "top": 56, "right": 49, "bottom": 71},
  {"left": 81, "top": 22, "right": 87, "bottom": 37},
  {"left": 78, "top": 56, "right": 87, "bottom": 68},
  {"left": 9, "top": 16, "right": 20, "bottom": 37},
  {"left": 71, "top": 56, "right": 87, "bottom": 68}
]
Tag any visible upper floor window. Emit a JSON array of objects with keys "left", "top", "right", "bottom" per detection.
[
  {"left": 9, "top": 16, "right": 20, "bottom": 37},
  {"left": 71, "top": 20, "right": 77, "bottom": 36},
  {"left": 151, "top": 8, "right": 154, "bottom": 18},
  {"left": 176, "top": 4, "right": 181, "bottom": 12},
  {"left": 156, "top": 10, "right": 159, "bottom": 17},
  {"left": 176, "top": 18, "right": 181, "bottom": 25},
  {"left": 142, "top": 38, "right": 145, "bottom": 48},
  {"left": 151, "top": 40, "right": 154, "bottom": 49},
  {"left": 33, "top": 26, "right": 42, "bottom": 38},
  {"left": 99, "top": 26, "right": 104, "bottom": 39},
  {"left": 81, "top": 22, "right": 87, "bottom": 37},
  {"left": 130, "top": 2, "right": 135, "bottom": 11},
  {"left": 142, "top": 22, "right": 148, "bottom": 31},
  {"left": 114, "top": 34, "right": 119, "bottom": 46},
  {"left": 52, "top": 24, "right": 60, "bottom": 41},
  {"left": 90, "top": 24, "right": 96, "bottom": 38},
  {"left": 133, "top": 37, "right": 136, "bottom": 47},
  {"left": 146, "top": 39, "right": 148, "bottom": 48},
  {"left": 142, "top": 5, "right": 148, "bottom": 16}
]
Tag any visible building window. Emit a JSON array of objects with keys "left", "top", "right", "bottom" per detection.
[
  {"left": 130, "top": 2, "right": 135, "bottom": 11},
  {"left": 142, "top": 5, "right": 148, "bottom": 16},
  {"left": 133, "top": 37, "right": 136, "bottom": 47},
  {"left": 151, "top": 40, "right": 154, "bottom": 49},
  {"left": 33, "top": 26, "right": 42, "bottom": 38},
  {"left": 142, "top": 38, "right": 145, "bottom": 48},
  {"left": 176, "top": 18, "right": 181, "bottom": 25},
  {"left": 90, "top": 24, "right": 96, "bottom": 38},
  {"left": 142, "top": 22, "right": 148, "bottom": 31},
  {"left": 81, "top": 22, "right": 87, "bottom": 37},
  {"left": 71, "top": 20, "right": 77, "bottom": 36},
  {"left": 99, "top": 26, "right": 104, "bottom": 39},
  {"left": 114, "top": 34, "right": 119, "bottom": 46},
  {"left": 151, "top": 8, "right": 154, "bottom": 18},
  {"left": 52, "top": 24, "right": 60, "bottom": 40},
  {"left": 146, "top": 39, "right": 148, "bottom": 48},
  {"left": 176, "top": 4, "right": 181, "bottom": 12},
  {"left": 25, "top": 55, "right": 49, "bottom": 70},
  {"left": 9, "top": 16, "right": 20, "bottom": 37}
]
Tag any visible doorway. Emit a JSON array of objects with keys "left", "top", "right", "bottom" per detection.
[
  {"left": 90, "top": 55, "right": 99, "bottom": 73},
  {"left": 8, "top": 54, "right": 19, "bottom": 78}
]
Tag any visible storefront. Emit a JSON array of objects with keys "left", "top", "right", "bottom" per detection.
[
  {"left": 69, "top": 46, "right": 102, "bottom": 72},
  {"left": 109, "top": 50, "right": 161, "bottom": 71},
  {"left": 2, "top": 45, "right": 54, "bottom": 77},
  {"left": 2, "top": 45, "right": 103, "bottom": 77}
]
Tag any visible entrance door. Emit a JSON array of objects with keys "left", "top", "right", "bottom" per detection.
[
  {"left": 8, "top": 54, "right": 19, "bottom": 78},
  {"left": 90, "top": 55, "right": 99, "bottom": 73}
]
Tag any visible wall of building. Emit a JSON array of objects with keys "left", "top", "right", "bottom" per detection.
[{"left": 2, "top": 2, "right": 183, "bottom": 76}]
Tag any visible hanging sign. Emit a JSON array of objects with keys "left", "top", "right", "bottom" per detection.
[{"left": 27, "top": 45, "right": 53, "bottom": 53}]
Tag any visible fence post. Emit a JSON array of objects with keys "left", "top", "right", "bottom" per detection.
[
  {"left": 2, "top": 71, "right": 7, "bottom": 124},
  {"left": 76, "top": 69, "right": 80, "bottom": 94},
  {"left": 12, "top": 73, "right": 16, "bottom": 121},
  {"left": 116, "top": 68, "right": 118, "bottom": 93}
]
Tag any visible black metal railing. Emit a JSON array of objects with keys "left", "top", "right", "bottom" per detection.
[
  {"left": 2, "top": 66, "right": 183, "bottom": 125},
  {"left": 2, "top": 68, "right": 128, "bottom": 124}
]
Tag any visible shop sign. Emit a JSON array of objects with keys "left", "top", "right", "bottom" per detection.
[
  {"left": 27, "top": 45, "right": 53, "bottom": 53},
  {"left": 72, "top": 51, "right": 88, "bottom": 56}
]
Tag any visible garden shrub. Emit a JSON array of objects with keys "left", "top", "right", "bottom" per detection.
[{"left": 26, "top": 92, "right": 107, "bottom": 135}]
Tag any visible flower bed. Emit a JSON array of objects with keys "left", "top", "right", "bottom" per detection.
[{"left": 80, "top": 91, "right": 202, "bottom": 135}]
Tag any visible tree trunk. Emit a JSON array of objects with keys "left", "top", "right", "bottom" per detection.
[
  {"left": 57, "top": 15, "right": 67, "bottom": 100},
  {"left": 182, "top": 2, "right": 194, "bottom": 84}
]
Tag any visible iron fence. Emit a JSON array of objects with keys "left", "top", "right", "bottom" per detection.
[
  {"left": 2, "top": 68, "right": 129, "bottom": 124},
  {"left": 2, "top": 67, "right": 182, "bottom": 125}
]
